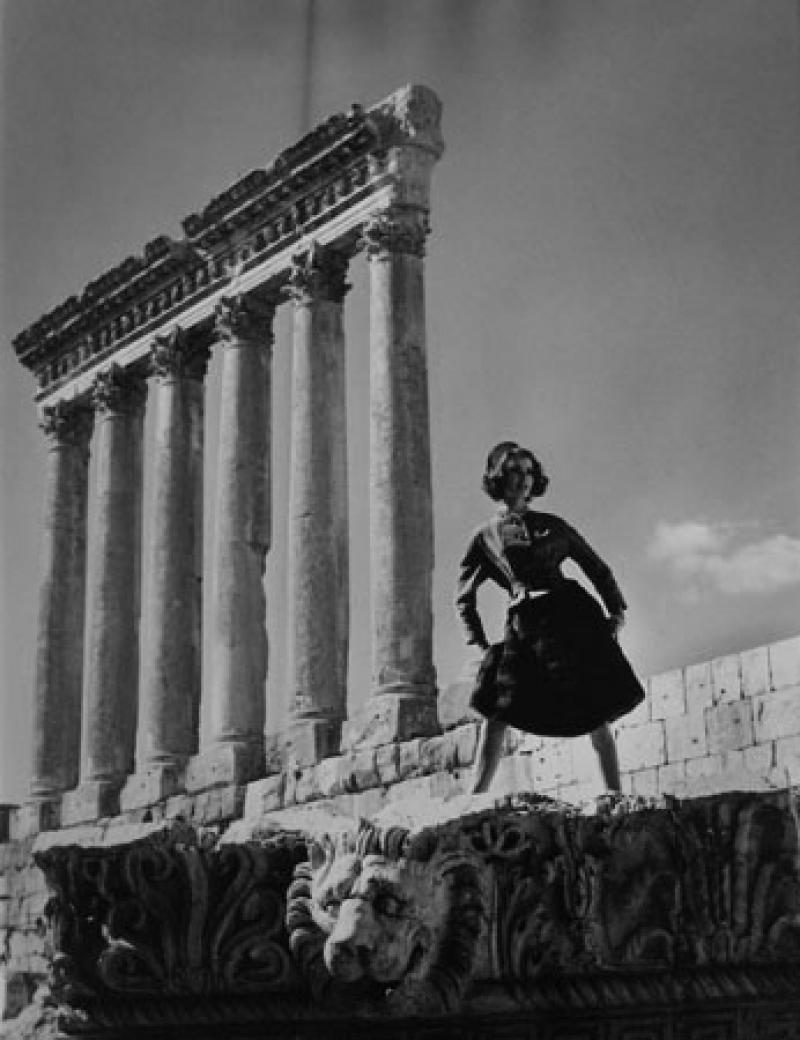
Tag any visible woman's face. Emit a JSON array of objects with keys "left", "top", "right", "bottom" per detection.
[{"left": 502, "top": 452, "right": 535, "bottom": 503}]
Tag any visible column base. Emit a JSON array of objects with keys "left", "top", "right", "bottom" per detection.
[
  {"left": 266, "top": 718, "right": 343, "bottom": 771},
  {"left": 185, "top": 742, "right": 265, "bottom": 793},
  {"left": 15, "top": 798, "right": 61, "bottom": 837},
  {"left": 61, "top": 781, "right": 121, "bottom": 826},
  {"left": 119, "top": 763, "right": 184, "bottom": 812},
  {"left": 340, "top": 693, "right": 439, "bottom": 752}
]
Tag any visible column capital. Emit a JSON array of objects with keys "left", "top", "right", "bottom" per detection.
[
  {"left": 151, "top": 326, "right": 211, "bottom": 381},
  {"left": 214, "top": 294, "right": 276, "bottom": 346},
  {"left": 91, "top": 364, "right": 148, "bottom": 416},
  {"left": 285, "top": 242, "right": 351, "bottom": 305},
  {"left": 38, "top": 399, "right": 94, "bottom": 449},
  {"left": 362, "top": 207, "right": 429, "bottom": 259}
]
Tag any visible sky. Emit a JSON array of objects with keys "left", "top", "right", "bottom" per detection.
[{"left": 1, "top": 0, "right": 798, "bottom": 803}]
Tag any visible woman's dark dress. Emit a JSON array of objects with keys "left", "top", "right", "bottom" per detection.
[{"left": 455, "top": 509, "right": 644, "bottom": 737}]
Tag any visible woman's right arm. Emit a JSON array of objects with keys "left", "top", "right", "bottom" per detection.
[{"left": 455, "top": 536, "right": 490, "bottom": 650}]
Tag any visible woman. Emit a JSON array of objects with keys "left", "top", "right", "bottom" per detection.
[{"left": 455, "top": 441, "right": 645, "bottom": 794}]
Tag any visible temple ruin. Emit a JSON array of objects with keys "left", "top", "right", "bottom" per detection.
[{"left": 1, "top": 85, "right": 799, "bottom": 1039}]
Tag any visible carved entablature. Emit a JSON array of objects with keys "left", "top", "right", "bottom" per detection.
[
  {"left": 91, "top": 364, "right": 148, "bottom": 415},
  {"left": 285, "top": 243, "right": 351, "bottom": 305},
  {"left": 13, "top": 85, "right": 444, "bottom": 402},
  {"left": 34, "top": 821, "right": 306, "bottom": 1008},
  {"left": 31, "top": 792, "right": 800, "bottom": 1034}
]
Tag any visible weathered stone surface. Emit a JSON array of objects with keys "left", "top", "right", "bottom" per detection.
[
  {"left": 118, "top": 763, "right": 183, "bottom": 812},
  {"left": 136, "top": 331, "right": 206, "bottom": 778},
  {"left": 649, "top": 668, "right": 685, "bottom": 720},
  {"left": 29, "top": 404, "right": 92, "bottom": 803},
  {"left": 341, "top": 695, "right": 439, "bottom": 751},
  {"left": 769, "top": 635, "right": 800, "bottom": 690},
  {"left": 204, "top": 296, "right": 275, "bottom": 773},
  {"left": 285, "top": 246, "right": 349, "bottom": 739},
  {"left": 60, "top": 781, "right": 121, "bottom": 827},
  {"left": 712, "top": 652, "right": 742, "bottom": 704},
  {"left": 365, "top": 205, "right": 437, "bottom": 706},
  {"left": 185, "top": 741, "right": 265, "bottom": 793},
  {"left": 707, "top": 700, "right": 756, "bottom": 754}
]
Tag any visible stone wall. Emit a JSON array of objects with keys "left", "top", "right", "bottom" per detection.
[{"left": 1, "top": 632, "right": 799, "bottom": 1023}]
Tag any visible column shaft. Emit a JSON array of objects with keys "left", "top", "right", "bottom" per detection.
[
  {"left": 284, "top": 245, "right": 349, "bottom": 764},
  {"left": 368, "top": 211, "right": 436, "bottom": 698},
  {"left": 205, "top": 296, "right": 274, "bottom": 771},
  {"left": 29, "top": 403, "right": 92, "bottom": 801},
  {"left": 80, "top": 368, "right": 146, "bottom": 785},
  {"left": 341, "top": 209, "right": 437, "bottom": 750},
  {"left": 137, "top": 330, "right": 206, "bottom": 774}
]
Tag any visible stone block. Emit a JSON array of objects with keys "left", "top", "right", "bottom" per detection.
[
  {"left": 685, "top": 661, "right": 713, "bottom": 711},
  {"left": 706, "top": 701, "right": 755, "bottom": 754},
  {"left": 283, "top": 718, "right": 342, "bottom": 769},
  {"left": 119, "top": 764, "right": 184, "bottom": 812},
  {"left": 571, "top": 737, "right": 598, "bottom": 784},
  {"left": 420, "top": 733, "right": 457, "bottom": 774},
  {"left": 530, "top": 740, "right": 572, "bottom": 789},
  {"left": 0, "top": 805, "right": 18, "bottom": 843},
  {"left": 740, "top": 645, "right": 770, "bottom": 699},
  {"left": 753, "top": 686, "right": 800, "bottom": 743},
  {"left": 452, "top": 723, "right": 478, "bottom": 767},
  {"left": 437, "top": 675, "right": 481, "bottom": 731},
  {"left": 658, "top": 761, "right": 687, "bottom": 795},
  {"left": 375, "top": 743, "right": 400, "bottom": 785},
  {"left": 711, "top": 653, "right": 741, "bottom": 704},
  {"left": 185, "top": 742, "right": 264, "bottom": 792},
  {"left": 769, "top": 636, "right": 800, "bottom": 690},
  {"left": 294, "top": 767, "right": 321, "bottom": 805},
  {"left": 665, "top": 710, "right": 708, "bottom": 762},
  {"left": 314, "top": 756, "right": 351, "bottom": 799},
  {"left": 348, "top": 747, "right": 380, "bottom": 791},
  {"left": 650, "top": 669, "right": 685, "bottom": 720},
  {"left": 1, "top": 968, "right": 37, "bottom": 1021},
  {"left": 340, "top": 695, "right": 439, "bottom": 751},
  {"left": 743, "top": 742, "right": 774, "bottom": 774},
  {"left": 386, "top": 774, "right": 432, "bottom": 805},
  {"left": 164, "top": 793, "right": 194, "bottom": 821},
  {"left": 243, "top": 773, "right": 285, "bottom": 817},
  {"left": 615, "top": 721, "right": 666, "bottom": 771},
  {"left": 12, "top": 799, "right": 61, "bottom": 838},
  {"left": 491, "top": 754, "right": 535, "bottom": 798},
  {"left": 398, "top": 738, "right": 425, "bottom": 780},
  {"left": 61, "top": 780, "right": 124, "bottom": 825},
  {"left": 775, "top": 734, "right": 800, "bottom": 784},
  {"left": 349, "top": 786, "right": 390, "bottom": 818},
  {"left": 630, "top": 768, "right": 658, "bottom": 798},
  {"left": 615, "top": 681, "right": 650, "bottom": 728}
]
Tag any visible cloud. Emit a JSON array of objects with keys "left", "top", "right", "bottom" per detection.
[{"left": 648, "top": 520, "right": 800, "bottom": 596}]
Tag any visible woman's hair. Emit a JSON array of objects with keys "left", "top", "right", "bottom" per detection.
[{"left": 482, "top": 441, "right": 549, "bottom": 501}]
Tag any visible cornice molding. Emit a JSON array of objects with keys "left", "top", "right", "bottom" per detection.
[{"left": 12, "top": 85, "right": 443, "bottom": 398}]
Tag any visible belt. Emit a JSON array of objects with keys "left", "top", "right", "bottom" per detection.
[{"left": 508, "top": 587, "right": 551, "bottom": 608}]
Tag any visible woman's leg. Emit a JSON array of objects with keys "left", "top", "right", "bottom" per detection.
[
  {"left": 471, "top": 718, "right": 507, "bottom": 794},
  {"left": 590, "top": 722, "right": 621, "bottom": 792}
]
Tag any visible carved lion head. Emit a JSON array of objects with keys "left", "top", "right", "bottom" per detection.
[{"left": 287, "top": 820, "right": 484, "bottom": 1015}]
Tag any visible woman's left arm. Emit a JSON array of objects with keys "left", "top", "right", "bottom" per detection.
[{"left": 562, "top": 520, "right": 627, "bottom": 627}]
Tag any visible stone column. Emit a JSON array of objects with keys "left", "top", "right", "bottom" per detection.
[
  {"left": 186, "top": 295, "right": 275, "bottom": 792},
  {"left": 61, "top": 366, "right": 147, "bottom": 825},
  {"left": 342, "top": 207, "right": 438, "bottom": 750},
  {"left": 283, "top": 243, "right": 350, "bottom": 766},
  {"left": 121, "top": 328, "right": 208, "bottom": 811},
  {"left": 24, "top": 401, "right": 92, "bottom": 832}
]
